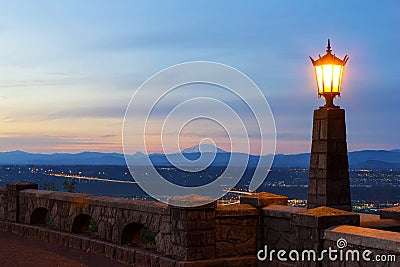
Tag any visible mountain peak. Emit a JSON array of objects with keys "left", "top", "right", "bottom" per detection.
[{"left": 182, "top": 144, "right": 227, "bottom": 154}]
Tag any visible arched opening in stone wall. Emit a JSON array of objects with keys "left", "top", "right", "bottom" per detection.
[
  {"left": 30, "top": 207, "right": 49, "bottom": 225},
  {"left": 121, "top": 222, "right": 156, "bottom": 249},
  {"left": 71, "top": 214, "right": 98, "bottom": 234}
]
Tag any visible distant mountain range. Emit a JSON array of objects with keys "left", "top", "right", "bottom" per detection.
[{"left": 0, "top": 146, "right": 399, "bottom": 169}]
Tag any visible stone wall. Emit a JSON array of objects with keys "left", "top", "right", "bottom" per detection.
[
  {"left": 0, "top": 182, "right": 260, "bottom": 266},
  {"left": 17, "top": 189, "right": 171, "bottom": 255},
  {"left": 0, "top": 186, "right": 7, "bottom": 220}
]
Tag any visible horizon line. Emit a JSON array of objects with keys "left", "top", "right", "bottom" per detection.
[{"left": 1, "top": 147, "right": 399, "bottom": 156}]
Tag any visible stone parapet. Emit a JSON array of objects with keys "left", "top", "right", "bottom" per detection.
[
  {"left": 3, "top": 182, "right": 399, "bottom": 267},
  {"left": 324, "top": 225, "right": 400, "bottom": 266}
]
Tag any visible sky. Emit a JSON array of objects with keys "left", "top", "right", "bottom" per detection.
[{"left": 0, "top": 0, "right": 399, "bottom": 154}]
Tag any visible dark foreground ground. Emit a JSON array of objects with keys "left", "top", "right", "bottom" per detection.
[{"left": 0, "top": 231, "right": 127, "bottom": 267}]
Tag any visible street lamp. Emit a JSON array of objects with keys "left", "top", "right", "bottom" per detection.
[
  {"left": 310, "top": 39, "right": 349, "bottom": 107},
  {"left": 307, "top": 39, "right": 352, "bottom": 211}
]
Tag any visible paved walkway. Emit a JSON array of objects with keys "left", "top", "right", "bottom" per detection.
[{"left": 0, "top": 231, "right": 127, "bottom": 267}]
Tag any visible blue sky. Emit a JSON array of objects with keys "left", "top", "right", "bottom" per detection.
[{"left": 0, "top": 1, "right": 398, "bottom": 154}]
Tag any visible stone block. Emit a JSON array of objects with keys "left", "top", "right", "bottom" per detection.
[
  {"left": 215, "top": 204, "right": 259, "bottom": 217},
  {"left": 216, "top": 241, "right": 236, "bottom": 257},
  {"left": 135, "top": 250, "right": 160, "bottom": 267},
  {"left": 173, "top": 219, "right": 215, "bottom": 231},
  {"left": 319, "top": 120, "right": 328, "bottom": 140},
  {"left": 160, "top": 222, "right": 171, "bottom": 234},
  {"left": 264, "top": 217, "right": 290, "bottom": 232},
  {"left": 81, "top": 237, "right": 91, "bottom": 252},
  {"left": 6, "top": 182, "right": 38, "bottom": 191},
  {"left": 307, "top": 179, "right": 317, "bottom": 195},
  {"left": 317, "top": 153, "right": 327, "bottom": 169},
  {"left": 18, "top": 189, "right": 53, "bottom": 199},
  {"left": 156, "top": 233, "right": 172, "bottom": 255},
  {"left": 161, "top": 215, "right": 171, "bottom": 222},
  {"left": 28, "top": 226, "right": 40, "bottom": 238},
  {"left": 360, "top": 219, "right": 400, "bottom": 232},
  {"left": 172, "top": 230, "right": 215, "bottom": 246},
  {"left": 325, "top": 225, "right": 400, "bottom": 253},
  {"left": 262, "top": 205, "right": 304, "bottom": 219},
  {"left": 327, "top": 119, "right": 346, "bottom": 140},
  {"left": 59, "top": 233, "right": 71, "bottom": 247},
  {"left": 292, "top": 206, "right": 359, "bottom": 228},
  {"left": 168, "top": 194, "right": 216, "bottom": 208},
  {"left": 224, "top": 256, "right": 258, "bottom": 267},
  {"left": 326, "top": 153, "right": 349, "bottom": 170},
  {"left": 10, "top": 223, "right": 26, "bottom": 236},
  {"left": 70, "top": 235, "right": 82, "bottom": 249},
  {"left": 104, "top": 243, "right": 116, "bottom": 260},
  {"left": 312, "top": 140, "right": 346, "bottom": 154},
  {"left": 240, "top": 192, "right": 288, "bottom": 207},
  {"left": 0, "top": 221, "right": 10, "bottom": 231},
  {"left": 295, "top": 226, "right": 321, "bottom": 241},
  {"left": 380, "top": 206, "right": 400, "bottom": 220},
  {"left": 312, "top": 119, "right": 320, "bottom": 140},
  {"left": 235, "top": 237, "right": 256, "bottom": 255},
  {"left": 316, "top": 179, "right": 327, "bottom": 195},
  {"left": 183, "top": 245, "right": 216, "bottom": 260},
  {"left": 336, "top": 140, "right": 348, "bottom": 153},
  {"left": 171, "top": 209, "right": 214, "bottom": 221},
  {"left": 310, "top": 153, "right": 318, "bottom": 167},
  {"left": 228, "top": 224, "right": 256, "bottom": 242},
  {"left": 115, "top": 246, "right": 134, "bottom": 265},
  {"left": 314, "top": 108, "right": 345, "bottom": 120},
  {"left": 48, "top": 230, "right": 60, "bottom": 245},
  {"left": 90, "top": 239, "right": 106, "bottom": 255},
  {"left": 159, "top": 257, "right": 177, "bottom": 267},
  {"left": 47, "top": 191, "right": 91, "bottom": 204}
]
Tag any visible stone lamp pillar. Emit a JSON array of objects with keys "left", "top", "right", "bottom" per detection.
[
  {"left": 307, "top": 40, "right": 352, "bottom": 211},
  {"left": 307, "top": 108, "right": 351, "bottom": 211}
]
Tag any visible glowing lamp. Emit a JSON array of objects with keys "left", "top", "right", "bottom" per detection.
[{"left": 310, "top": 39, "right": 349, "bottom": 107}]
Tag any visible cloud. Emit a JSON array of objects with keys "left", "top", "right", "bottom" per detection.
[
  {"left": 101, "top": 134, "right": 118, "bottom": 138},
  {"left": 48, "top": 105, "right": 126, "bottom": 119},
  {"left": 0, "top": 134, "right": 122, "bottom": 153}
]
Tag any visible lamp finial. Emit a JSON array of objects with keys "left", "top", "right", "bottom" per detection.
[{"left": 326, "top": 39, "right": 332, "bottom": 53}]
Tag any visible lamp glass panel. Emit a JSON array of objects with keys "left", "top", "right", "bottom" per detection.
[
  {"left": 322, "top": 64, "right": 333, "bottom": 93},
  {"left": 338, "top": 66, "right": 344, "bottom": 93},
  {"left": 332, "top": 65, "right": 342, "bottom": 93},
  {"left": 315, "top": 66, "right": 323, "bottom": 94}
]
